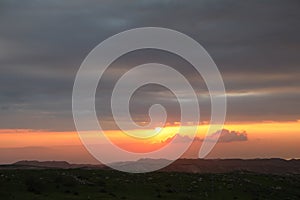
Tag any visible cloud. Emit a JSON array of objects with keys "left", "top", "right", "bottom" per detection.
[
  {"left": 164, "top": 134, "right": 194, "bottom": 144},
  {"left": 209, "top": 129, "right": 248, "bottom": 143},
  {"left": 164, "top": 129, "right": 248, "bottom": 144}
]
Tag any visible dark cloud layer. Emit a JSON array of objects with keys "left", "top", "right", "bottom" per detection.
[{"left": 0, "top": 0, "right": 300, "bottom": 130}]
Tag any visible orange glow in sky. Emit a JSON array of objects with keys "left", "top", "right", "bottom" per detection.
[{"left": 0, "top": 121, "right": 299, "bottom": 157}]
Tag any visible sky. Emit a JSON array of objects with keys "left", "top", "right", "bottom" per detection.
[{"left": 0, "top": 0, "right": 300, "bottom": 164}]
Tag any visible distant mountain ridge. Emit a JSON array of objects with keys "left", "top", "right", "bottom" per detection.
[
  {"left": 7, "top": 160, "right": 105, "bottom": 169},
  {"left": 1, "top": 158, "right": 299, "bottom": 174},
  {"left": 162, "top": 158, "right": 300, "bottom": 174}
]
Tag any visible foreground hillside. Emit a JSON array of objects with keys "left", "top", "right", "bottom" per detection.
[{"left": 0, "top": 169, "right": 299, "bottom": 200}]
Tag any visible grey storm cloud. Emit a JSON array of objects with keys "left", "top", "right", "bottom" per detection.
[{"left": 0, "top": 0, "right": 300, "bottom": 130}]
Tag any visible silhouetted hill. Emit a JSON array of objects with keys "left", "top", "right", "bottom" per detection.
[
  {"left": 14, "top": 160, "right": 72, "bottom": 169},
  {"left": 2, "top": 160, "right": 105, "bottom": 169},
  {"left": 161, "top": 158, "right": 300, "bottom": 174},
  {"left": 1, "top": 158, "right": 299, "bottom": 174}
]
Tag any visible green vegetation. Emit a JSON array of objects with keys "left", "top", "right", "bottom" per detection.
[{"left": 0, "top": 169, "right": 299, "bottom": 200}]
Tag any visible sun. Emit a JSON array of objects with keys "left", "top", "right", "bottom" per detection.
[{"left": 154, "top": 127, "right": 162, "bottom": 133}]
